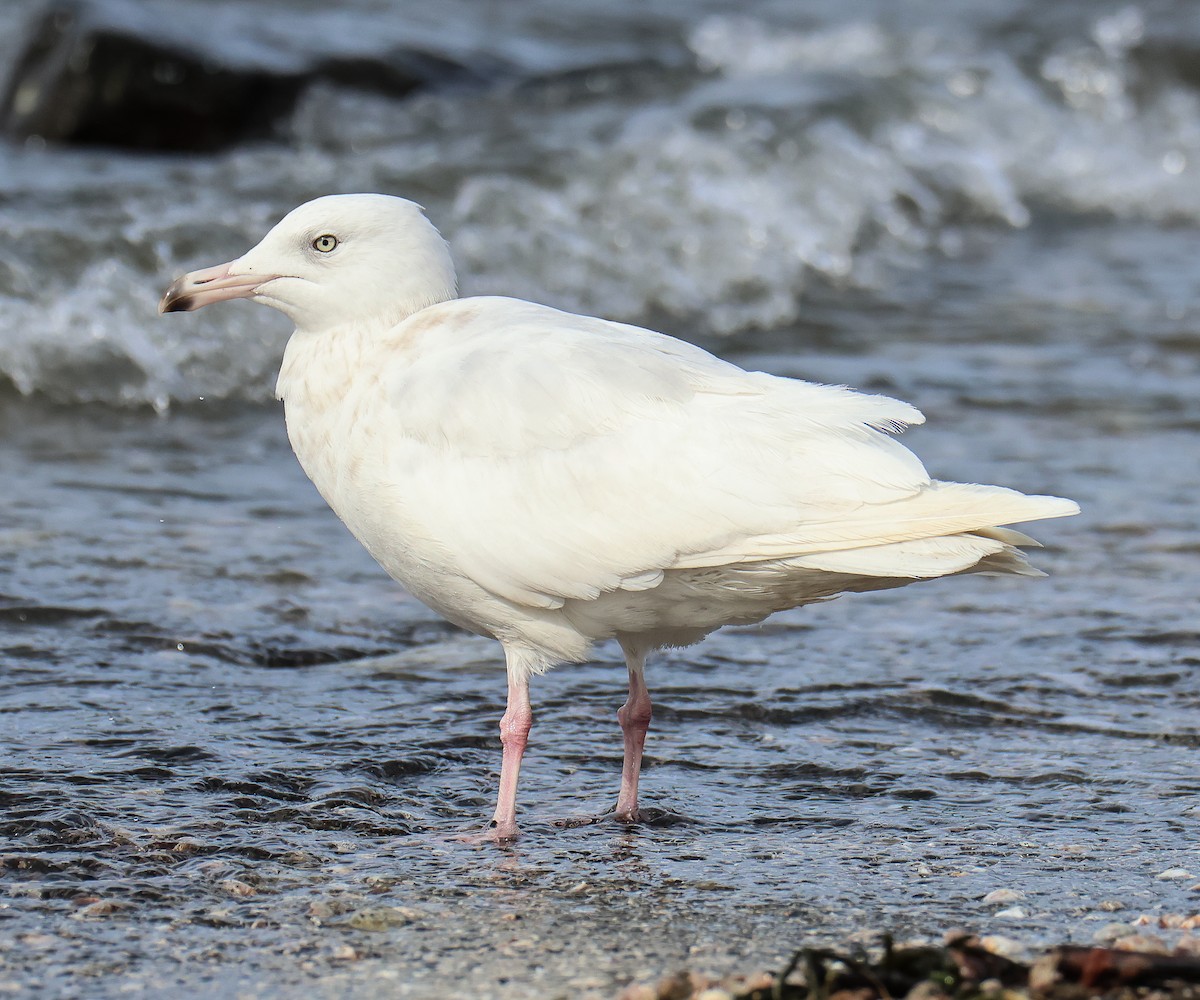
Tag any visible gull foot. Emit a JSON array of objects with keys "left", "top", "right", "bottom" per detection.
[
  {"left": 451, "top": 819, "right": 521, "bottom": 844},
  {"left": 488, "top": 818, "right": 520, "bottom": 842}
]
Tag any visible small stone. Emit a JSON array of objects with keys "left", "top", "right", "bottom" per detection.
[
  {"left": 1156, "top": 868, "right": 1194, "bottom": 880},
  {"left": 219, "top": 879, "right": 256, "bottom": 897},
  {"left": 569, "top": 976, "right": 609, "bottom": 991},
  {"left": 1176, "top": 935, "right": 1200, "bottom": 956},
  {"left": 15, "top": 933, "right": 58, "bottom": 950},
  {"left": 202, "top": 905, "right": 235, "bottom": 924},
  {"left": 1098, "top": 900, "right": 1125, "bottom": 912},
  {"left": 616, "top": 986, "right": 656, "bottom": 1000},
  {"left": 982, "top": 889, "right": 1025, "bottom": 905},
  {"left": 993, "top": 906, "right": 1027, "bottom": 920},
  {"left": 331, "top": 944, "right": 358, "bottom": 961},
  {"left": 1138, "top": 913, "right": 1200, "bottom": 930},
  {"left": 978, "top": 935, "right": 1024, "bottom": 959},
  {"left": 345, "top": 906, "right": 413, "bottom": 931},
  {"left": 390, "top": 906, "right": 424, "bottom": 922},
  {"left": 654, "top": 971, "right": 693, "bottom": 1000},
  {"left": 696, "top": 990, "right": 733, "bottom": 1000},
  {"left": 1113, "top": 933, "right": 1167, "bottom": 954},
  {"left": 74, "top": 900, "right": 120, "bottom": 918},
  {"left": 1093, "top": 922, "right": 1135, "bottom": 944},
  {"left": 1028, "top": 955, "right": 1061, "bottom": 993}
]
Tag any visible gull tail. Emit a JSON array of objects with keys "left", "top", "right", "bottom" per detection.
[{"left": 782, "top": 483, "right": 1079, "bottom": 580}]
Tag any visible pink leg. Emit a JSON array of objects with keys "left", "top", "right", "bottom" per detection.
[
  {"left": 490, "top": 671, "right": 532, "bottom": 841},
  {"left": 614, "top": 647, "right": 652, "bottom": 822}
]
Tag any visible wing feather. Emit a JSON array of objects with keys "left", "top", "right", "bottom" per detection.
[{"left": 380, "top": 297, "right": 1069, "bottom": 610}]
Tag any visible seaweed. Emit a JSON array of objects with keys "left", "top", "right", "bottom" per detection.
[{"left": 623, "top": 934, "right": 1200, "bottom": 1000}]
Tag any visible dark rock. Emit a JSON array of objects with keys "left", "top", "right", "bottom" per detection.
[
  {"left": 315, "top": 48, "right": 509, "bottom": 99},
  {"left": 1130, "top": 37, "right": 1200, "bottom": 95},
  {"left": 0, "top": 0, "right": 508, "bottom": 152},
  {"left": 0, "top": 0, "right": 305, "bottom": 151}
]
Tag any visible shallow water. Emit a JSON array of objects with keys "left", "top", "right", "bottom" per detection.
[{"left": 3, "top": 0, "right": 1200, "bottom": 996}]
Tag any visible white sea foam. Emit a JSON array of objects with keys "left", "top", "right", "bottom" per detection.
[{"left": 2, "top": 5, "right": 1198, "bottom": 407}]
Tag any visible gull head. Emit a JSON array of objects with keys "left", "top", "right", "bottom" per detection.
[{"left": 159, "top": 194, "right": 458, "bottom": 332}]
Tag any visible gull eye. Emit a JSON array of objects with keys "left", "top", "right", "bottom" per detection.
[{"left": 312, "top": 234, "right": 338, "bottom": 253}]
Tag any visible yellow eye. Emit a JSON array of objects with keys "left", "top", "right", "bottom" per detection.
[{"left": 312, "top": 234, "right": 338, "bottom": 253}]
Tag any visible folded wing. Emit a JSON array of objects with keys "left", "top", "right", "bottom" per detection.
[{"left": 384, "top": 298, "right": 1076, "bottom": 610}]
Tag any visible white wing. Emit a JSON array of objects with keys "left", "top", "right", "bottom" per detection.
[{"left": 381, "top": 297, "right": 1071, "bottom": 610}]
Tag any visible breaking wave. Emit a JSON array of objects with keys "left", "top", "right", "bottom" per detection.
[{"left": 2, "top": 4, "right": 1197, "bottom": 408}]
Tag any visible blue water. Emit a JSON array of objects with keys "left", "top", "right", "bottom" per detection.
[{"left": 2, "top": 1, "right": 1199, "bottom": 996}]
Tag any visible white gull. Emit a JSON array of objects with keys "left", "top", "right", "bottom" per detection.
[{"left": 160, "top": 193, "right": 1079, "bottom": 841}]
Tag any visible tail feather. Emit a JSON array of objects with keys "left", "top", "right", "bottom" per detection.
[
  {"left": 672, "top": 481, "right": 1079, "bottom": 576},
  {"left": 786, "top": 531, "right": 1047, "bottom": 579},
  {"left": 974, "top": 525, "right": 1044, "bottom": 548}
]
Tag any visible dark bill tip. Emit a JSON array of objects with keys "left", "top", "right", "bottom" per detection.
[
  {"left": 159, "top": 276, "right": 200, "bottom": 313},
  {"left": 158, "top": 261, "right": 268, "bottom": 316}
]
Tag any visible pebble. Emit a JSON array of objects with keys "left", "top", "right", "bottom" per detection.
[
  {"left": 1156, "top": 868, "right": 1195, "bottom": 880},
  {"left": 1133, "top": 913, "right": 1200, "bottom": 929},
  {"left": 981, "top": 889, "right": 1025, "bottom": 905},
  {"left": 1178, "top": 936, "right": 1200, "bottom": 956},
  {"left": 345, "top": 907, "right": 414, "bottom": 931},
  {"left": 308, "top": 901, "right": 336, "bottom": 920},
  {"left": 978, "top": 935, "right": 1024, "bottom": 959},
  {"left": 1112, "top": 933, "right": 1167, "bottom": 954},
  {"left": 72, "top": 900, "right": 120, "bottom": 919},
  {"left": 1093, "top": 922, "right": 1135, "bottom": 943},
  {"left": 993, "top": 906, "right": 1027, "bottom": 920},
  {"left": 1027, "top": 954, "right": 1060, "bottom": 993},
  {"left": 656, "top": 971, "right": 700, "bottom": 1000},
  {"left": 15, "top": 933, "right": 59, "bottom": 950}
]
